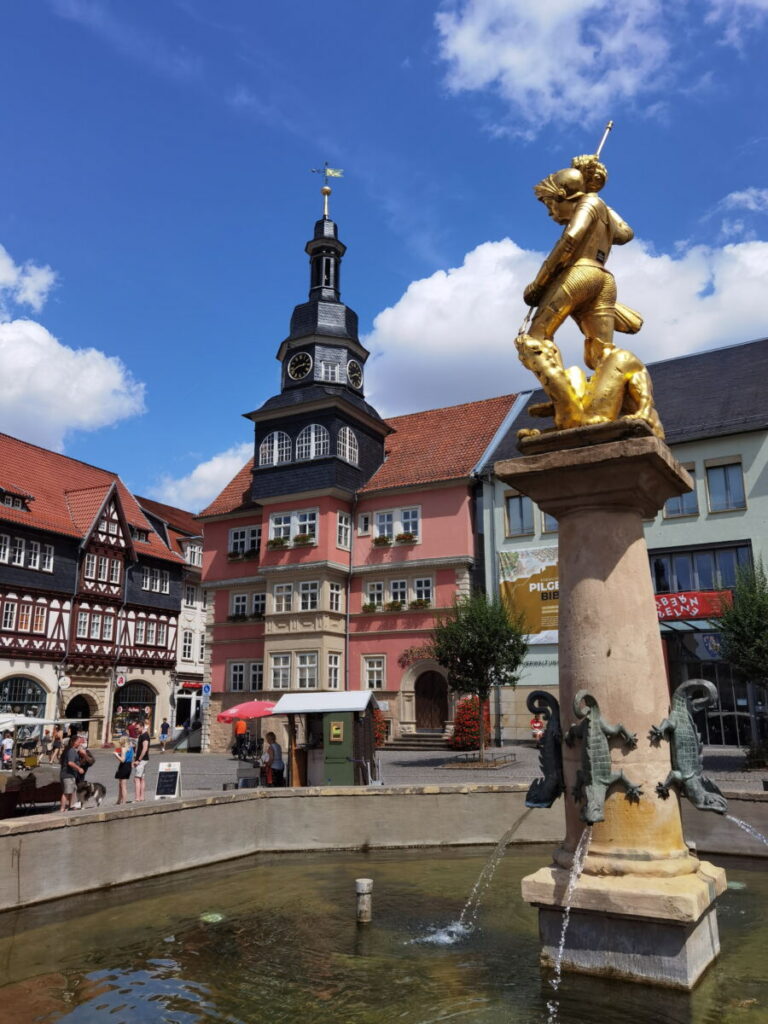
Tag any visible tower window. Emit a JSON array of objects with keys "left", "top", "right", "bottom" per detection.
[
  {"left": 259, "top": 431, "right": 292, "bottom": 467},
  {"left": 321, "top": 361, "right": 340, "bottom": 382},
  {"left": 337, "top": 426, "right": 359, "bottom": 466},
  {"left": 322, "top": 257, "right": 334, "bottom": 288},
  {"left": 296, "top": 424, "right": 330, "bottom": 461}
]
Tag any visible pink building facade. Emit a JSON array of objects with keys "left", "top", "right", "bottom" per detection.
[{"left": 198, "top": 198, "right": 516, "bottom": 750}]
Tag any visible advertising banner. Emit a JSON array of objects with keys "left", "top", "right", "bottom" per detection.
[
  {"left": 499, "top": 547, "right": 559, "bottom": 644},
  {"left": 655, "top": 590, "right": 731, "bottom": 621}
]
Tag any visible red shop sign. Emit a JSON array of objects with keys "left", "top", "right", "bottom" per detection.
[{"left": 655, "top": 590, "right": 731, "bottom": 621}]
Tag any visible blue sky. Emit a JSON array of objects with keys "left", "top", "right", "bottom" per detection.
[{"left": 2, "top": 0, "right": 768, "bottom": 510}]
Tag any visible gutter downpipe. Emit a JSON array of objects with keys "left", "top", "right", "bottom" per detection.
[{"left": 345, "top": 494, "right": 358, "bottom": 691}]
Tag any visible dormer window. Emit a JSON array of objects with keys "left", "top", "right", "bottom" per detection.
[
  {"left": 130, "top": 525, "right": 149, "bottom": 543},
  {"left": 2, "top": 493, "right": 28, "bottom": 510}
]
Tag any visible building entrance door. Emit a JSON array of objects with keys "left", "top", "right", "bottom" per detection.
[{"left": 415, "top": 671, "right": 448, "bottom": 731}]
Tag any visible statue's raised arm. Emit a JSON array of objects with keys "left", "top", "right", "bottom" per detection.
[{"left": 515, "top": 149, "right": 663, "bottom": 440}]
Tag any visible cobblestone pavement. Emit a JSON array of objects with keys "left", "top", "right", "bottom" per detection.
[{"left": 63, "top": 742, "right": 765, "bottom": 810}]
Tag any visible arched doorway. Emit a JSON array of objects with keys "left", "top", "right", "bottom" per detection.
[
  {"left": 0, "top": 676, "right": 46, "bottom": 716},
  {"left": 112, "top": 680, "right": 157, "bottom": 736},
  {"left": 415, "top": 671, "right": 448, "bottom": 731},
  {"left": 65, "top": 694, "right": 92, "bottom": 721}
]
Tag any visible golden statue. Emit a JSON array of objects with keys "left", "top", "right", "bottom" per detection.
[{"left": 515, "top": 128, "right": 664, "bottom": 439}]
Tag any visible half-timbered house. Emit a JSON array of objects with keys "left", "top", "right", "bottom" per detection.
[{"left": 0, "top": 434, "right": 186, "bottom": 742}]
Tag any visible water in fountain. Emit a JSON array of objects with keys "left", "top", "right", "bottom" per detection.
[
  {"left": 546, "top": 825, "right": 593, "bottom": 1024},
  {"left": 416, "top": 809, "right": 533, "bottom": 945},
  {"left": 726, "top": 814, "right": 768, "bottom": 847}
]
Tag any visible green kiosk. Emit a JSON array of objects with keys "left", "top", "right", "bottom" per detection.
[{"left": 271, "top": 692, "right": 380, "bottom": 787}]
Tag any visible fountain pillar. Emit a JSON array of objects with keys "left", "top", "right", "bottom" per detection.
[{"left": 496, "top": 422, "right": 726, "bottom": 989}]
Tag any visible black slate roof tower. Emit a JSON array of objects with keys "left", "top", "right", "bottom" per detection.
[{"left": 244, "top": 185, "right": 391, "bottom": 500}]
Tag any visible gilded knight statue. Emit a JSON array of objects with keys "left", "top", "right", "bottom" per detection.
[{"left": 515, "top": 152, "right": 664, "bottom": 439}]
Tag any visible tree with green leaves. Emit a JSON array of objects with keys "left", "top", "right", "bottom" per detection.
[
  {"left": 429, "top": 591, "right": 527, "bottom": 761},
  {"left": 718, "top": 557, "right": 768, "bottom": 685}
]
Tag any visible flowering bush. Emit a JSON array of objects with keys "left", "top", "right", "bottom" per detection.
[
  {"left": 372, "top": 707, "right": 388, "bottom": 748},
  {"left": 448, "top": 696, "right": 491, "bottom": 751}
]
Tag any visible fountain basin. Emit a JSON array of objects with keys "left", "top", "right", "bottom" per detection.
[{"left": 0, "top": 845, "right": 764, "bottom": 1023}]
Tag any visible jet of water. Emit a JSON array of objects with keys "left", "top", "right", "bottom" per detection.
[
  {"left": 414, "top": 809, "right": 533, "bottom": 945},
  {"left": 726, "top": 814, "right": 768, "bottom": 847},
  {"left": 546, "top": 825, "right": 593, "bottom": 1024}
]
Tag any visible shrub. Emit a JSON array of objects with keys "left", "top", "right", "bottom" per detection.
[
  {"left": 448, "top": 696, "right": 491, "bottom": 751},
  {"left": 372, "top": 707, "right": 387, "bottom": 748}
]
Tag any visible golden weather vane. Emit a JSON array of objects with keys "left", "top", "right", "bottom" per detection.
[{"left": 310, "top": 161, "right": 344, "bottom": 217}]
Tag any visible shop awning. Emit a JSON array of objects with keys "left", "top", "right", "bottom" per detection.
[
  {"left": 659, "top": 619, "right": 720, "bottom": 633},
  {"left": 272, "top": 692, "right": 378, "bottom": 715}
]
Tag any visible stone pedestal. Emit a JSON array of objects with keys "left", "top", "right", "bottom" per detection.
[{"left": 495, "top": 423, "right": 726, "bottom": 990}]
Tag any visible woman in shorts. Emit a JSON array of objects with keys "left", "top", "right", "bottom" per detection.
[{"left": 113, "top": 736, "right": 133, "bottom": 804}]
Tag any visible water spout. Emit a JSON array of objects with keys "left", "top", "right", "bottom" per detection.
[
  {"left": 726, "top": 814, "right": 768, "bottom": 848},
  {"left": 414, "top": 809, "right": 533, "bottom": 945},
  {"left": 546, "top": 825, "right": 592, "bottom": 1024}
]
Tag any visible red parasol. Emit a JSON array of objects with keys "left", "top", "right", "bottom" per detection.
[{"left": 216, "top": 700, "right": 276, "bottom": 723}]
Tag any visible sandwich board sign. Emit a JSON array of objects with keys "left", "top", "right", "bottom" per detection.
[{"left": 154, "top": 761, "right": 182, "bottom": 801}]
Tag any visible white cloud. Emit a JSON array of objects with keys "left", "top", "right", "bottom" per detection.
[
  {"left": 435, "top": 0, "right": 671, "bottom": 131},
  {"left": 0, "top": 318, "right": 146, "bottom": 451},
  {"left": 364, "top": 235, "right": 768, "bottom": 415},
  {"left": 434, "top": 0, "right": 768, "bottom": 132},
  {"left": 0, "top": 243, "right": 56, "bottom": 315},
  {"left": 150, "top": 442, "right": 252, "bottom": 512},
  {"left": 720, "top": 187, "right": 768, "bottom": 213}
]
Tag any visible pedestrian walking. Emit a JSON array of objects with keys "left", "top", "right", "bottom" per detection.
[{"left": 159, "top": 718, "right": 171, "bottom": 752}]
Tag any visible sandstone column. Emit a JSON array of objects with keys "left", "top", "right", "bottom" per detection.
[{"left": 496, "top": 423, "right": 726, "bottom": 989}]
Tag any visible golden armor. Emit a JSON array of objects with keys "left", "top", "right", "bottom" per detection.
[{"left": 516, "top": 153, "right": 664, "bottom": 439}]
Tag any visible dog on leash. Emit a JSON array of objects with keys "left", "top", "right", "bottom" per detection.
[{"left": 75, "top": 779, "right": 107, "bottom": 808}]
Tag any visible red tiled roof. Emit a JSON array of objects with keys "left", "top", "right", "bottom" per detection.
[
  {"left": 199, "top": 394, "right": 516, "bottom": 517},
  {"left": 136, "top": 495, "right": 201, "bottom": 537},
  {"left": 361, "top": 394, "right": 516, "bottom": 493},
  {"left": 197, "top": 459, "right": 254, "bottom": 519},
  {"left": 0, "top": 433, "right": 184, "bottom": 563}
]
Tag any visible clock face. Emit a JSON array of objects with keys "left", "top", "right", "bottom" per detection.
[
  {"left": 287, "top": 351, "right": 312, "bottom": 380},
  {"left": 347, "top": 360, "right": 363, "bottom": 390}
]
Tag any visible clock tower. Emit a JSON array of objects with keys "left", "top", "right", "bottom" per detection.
[{"left": 244, "top": 184, "right": 390, "bottom": 501}]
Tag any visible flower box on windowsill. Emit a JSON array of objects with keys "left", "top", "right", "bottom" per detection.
[
  {"left": 385, "top": 600, "right": 404, "bottom": 612},
  {"left": 409, "top": 599, "right": 431, "bottom": 609},
  {"left": 248, "top": 612, "right": 265, "bottom": 621},
  {"left": 242, "top": 547, "right": 260, "bottom": 560},
  {"left": 372, "top": 535, "right": 392, "bottom": 547},
  {"left": 292, "top": 534, "right": 316, "bottom": 546},
  {"left": 395, "top": 532, "right": 416, "bottom": 544},
  {"left": 267, "top": 537, "right": 288, "bottom": 550},
  {"left": 227, "top": 613, "right": 248, "bottom": 622},
  {"left": 361, "top": 602, "right": 378, "bottom": 613},
  {"left": 227, "top": 550, "right": 242, "bottom": 560}
]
